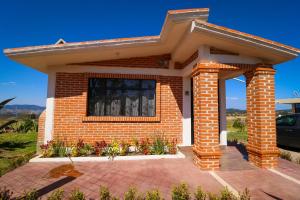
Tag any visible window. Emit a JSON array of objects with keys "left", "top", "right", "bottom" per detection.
[
  {"left": 88, "top": 78, "right": 156, "bottom": 117},
  {"left": 276, "top": 115, "right": 297, "bottom": 126}
]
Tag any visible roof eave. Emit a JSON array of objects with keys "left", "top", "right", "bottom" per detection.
[{"left": 193, "top": 20, "right": 300, "bottom": 58}]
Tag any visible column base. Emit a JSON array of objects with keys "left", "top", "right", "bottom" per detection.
[
  {"left": 247, "top": 146, "right": 279, "bottom": 168},
  {"left": 193, "top": 147, "right": 221, "bottom": 170}
]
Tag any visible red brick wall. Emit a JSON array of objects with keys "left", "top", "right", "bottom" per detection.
[
  {"left": 37, "top": 110, "right": 46, "bottom": 152},
  {"left": 53, "top": 72, "right": 183, "bottom": 144},
  {"left": 192, "top": 66, "right": 221, "bottom": 170},
  {"left": 245, "top": 66, "right": 278, "bottom": 168}
]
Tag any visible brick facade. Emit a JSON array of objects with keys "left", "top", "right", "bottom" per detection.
[
  {"left": 68, "top": 54, "right": 171, "bottom": 69},
  {"left": 192, "top": 66, "right": 221, "bottom": 170},
  {"left": 37, "top": 110, "right": 46, "bottom": 153},
  {"left": 245, "top": 66, "right": 279, "bottom": 168},
  {"left": 53, "top": 72, "right": 183, "bottom": 144}
]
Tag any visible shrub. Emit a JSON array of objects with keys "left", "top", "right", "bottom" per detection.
[
  {"left": 40, "top": 141, "right": 54, "bottom": 157},
  {"left": 120, "top": 141, "right": 130, "bottom": 156},
  {"left": 21, "top": 189, "right": 38, "bottom": 200},
  {"left": 51, "top": 141, "right": 67, "bottom": 157},
  {"left": 0, "top": 187, "right": 13, "bottom": 200},
  {"left": 48, "top": 189, "right": 64, "bottom": 200},
  {"left": 99, "top": 186, "right": 110, "bottom": 200},
  {"left": 172, "top": 183, "right": 190, "bottom": 200},
  {"left": 168, "top": 138, "right": 177, "bottom": 154},
  {"left": 132, "top": 138, "right": 140, "bottom": 153},
  {"left": 94, "top": 141, "right": 108, "bottom": 156},
  {"left": 139, "top": 138, "right": 151, "bottom": 155},
  {"left": 220, "top": 187, "right": 236, "bottom": 200},
  {"left": 194, "top": 186, "right": 206, "bottom": 200},
  {"left": 79, "top": 144, "right": 93, "bottom": 156},
  {"left": 16, "top": 118, "right": 38, "bottom": 133},
  {"left": 145, "top": 189, "right": 162, "bottom": 200},
  {"left": 124, "top": 187, "right": 144, "bottom": 200},
  {"left": 107, "top": 140, "right": 120, "bottom": 160},
  {"left": 151, "top": 135, "right": 166, "bottom": 155},
  {"left": 207, "top": 192, "right": 219, "bottom": 200},
  {"left": 238, "top": 188, "right": 250, "bottom": 200},
  {"left": 280, "top": 151, "right": 292, "bottom": 161},
  {"left": 69, "top": 189, "right": 85, "bottom": 200}
]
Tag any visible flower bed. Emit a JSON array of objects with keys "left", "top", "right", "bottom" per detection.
[{"left": 39, "top": 135, "right": 178, "bottom": 159}]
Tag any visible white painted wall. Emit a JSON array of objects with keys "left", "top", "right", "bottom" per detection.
[
  {"left": 219, "top": 79, "right": 227, "bottom": 146},
  {"left": 182, "top": 76, "right": 192, "bottom": 146},
  {"left": 44, "top": 72, "right": 56, "bottom": 143}
]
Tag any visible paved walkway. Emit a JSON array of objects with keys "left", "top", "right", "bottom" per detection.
[{"left": 0, "top": 146, "right": 299, "bottom": 199}]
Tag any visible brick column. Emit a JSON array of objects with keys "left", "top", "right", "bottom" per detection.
[
  {"left": 245, "top": 65, "right": 279, "bottom": 168},
  {"left": 192, "top": 65, "right": 221, "bottom": 170}
]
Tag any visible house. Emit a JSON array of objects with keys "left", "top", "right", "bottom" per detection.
[
  {"left": 276, "top": 98, "right": 300, "bottom": 113},
  {"left": 4, "top": 8, "right": 300, "bottom": 170}
]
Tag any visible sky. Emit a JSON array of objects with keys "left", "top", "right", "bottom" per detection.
[{"left": 0, "top": 0, "right": 299, "bottom": 109}]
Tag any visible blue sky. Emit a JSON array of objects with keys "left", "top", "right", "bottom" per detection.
[{"left": 0, "top": 0, "right": 299, "bottom": 109}]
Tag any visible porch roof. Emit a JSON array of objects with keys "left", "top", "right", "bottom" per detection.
[{"left": 3, "top": 8, "right": 300, "bottom": 73}]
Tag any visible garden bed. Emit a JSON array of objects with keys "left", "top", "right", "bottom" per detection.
[
  {"left": 30, "top": 151, "right": 185, "bottom": 162},
  {"left": 36, "top": 135, "right": 185, "bottom": 162}
]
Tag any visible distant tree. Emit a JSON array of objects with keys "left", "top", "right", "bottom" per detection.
[
  {"left": 0, "top": 98, "right": 17, "bottom": 133},
  {"left": 232, "top": 117, "right": 246, "bottom": 133}
]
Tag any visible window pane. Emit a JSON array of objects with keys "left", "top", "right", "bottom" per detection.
[
  {"left": 105, "top": 90, "right": 122, "bottom": 116},
  {"left": 276, "top": 116, "right": 297, "bottom": 126},
  {"left": 124, "top": 80, "right": 140, "bottom": 89},
  {"left": 124, "top": 90, "right": 139, "bottom": 116},
  {"left": 142, "top": 80, "right": 156, "bottom": 89},
  {"left": 88, "top": 78, "right": 156, "bottom": 117},
  {"left": 141, "top": 90, "right": 155, "bottom": 116},
  {"left": 88, "top": 79, "right": 105, "bottom": 116},
  {"left": 89, "top": 78, "right": 105, "bottom": 88},
  {"left": 107, "top": 79, "right": 123, "bottom": 88}
]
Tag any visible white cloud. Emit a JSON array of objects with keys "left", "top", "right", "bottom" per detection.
[
  {"left": 0, "top": 81, "right": 16, "bottom": 86},
  {"left": 226, "top": 97, "right": 240, "bottom": 100}
]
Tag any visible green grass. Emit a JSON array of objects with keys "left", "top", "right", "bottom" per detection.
[
  {"left": 0, "top": 132, "right": 37, "bottom": 176},
  {"left": 227, "top": 131, "right": 248, "bottom": 143}
]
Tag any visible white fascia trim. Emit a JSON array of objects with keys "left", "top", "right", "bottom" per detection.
[
  {"left": 4, "top": 37, "right": 161, "bottom": 57},
  {"left": 193, "top": 21, "right": 299, "bottom": 57}
]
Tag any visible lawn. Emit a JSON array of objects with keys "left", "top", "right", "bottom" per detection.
[{"left": 0, "top": 132, "right": 37, "bottom": 176}]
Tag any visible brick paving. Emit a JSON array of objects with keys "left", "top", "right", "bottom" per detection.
[
  {"left": 0, "top": 146, "right": 299, "bottom": 199},
  {"left": 0, "top": 158, "right": 223, "bottom": 199},
  {"left": 218, "top": 146, "right": 300, "bottom": 200}
]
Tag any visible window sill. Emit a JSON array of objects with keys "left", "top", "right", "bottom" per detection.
[{"left": 82, "top": 116, "right": 160, "bottom": 123}]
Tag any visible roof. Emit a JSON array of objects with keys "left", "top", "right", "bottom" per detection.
[
  {"left": 276, "top": 98, "right": 300, "bottom": 104},
  {"left": 3, "top": 8, "right": 300, "bottom": 73}
]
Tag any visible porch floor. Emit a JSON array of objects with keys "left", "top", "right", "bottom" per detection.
[{"left": 0, "top": 146, "right": 299, "bottom": 199}]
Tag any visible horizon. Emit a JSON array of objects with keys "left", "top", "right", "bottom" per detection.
[{"left": 0, "top": 0, "right": 299, "bottom": 109}]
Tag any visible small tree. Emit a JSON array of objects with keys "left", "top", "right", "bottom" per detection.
[
  {"left": 232, "top": 117, "right": 246, "bottom": 133},
  {"left": 0, "top": 98, "right": 17, "bottom": 133}
]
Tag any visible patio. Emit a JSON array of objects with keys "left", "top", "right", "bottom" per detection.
[{"left": 0, "top": 146, "right": 299, "bottom": 199}]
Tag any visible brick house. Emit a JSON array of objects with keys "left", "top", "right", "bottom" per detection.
[{"left": 4, "top": 8, "right": 300, "bottom": 170}]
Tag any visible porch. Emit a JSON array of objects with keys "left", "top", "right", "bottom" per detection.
[{"left": 181, "top": 61, "right": 278, "bottom": 170}]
